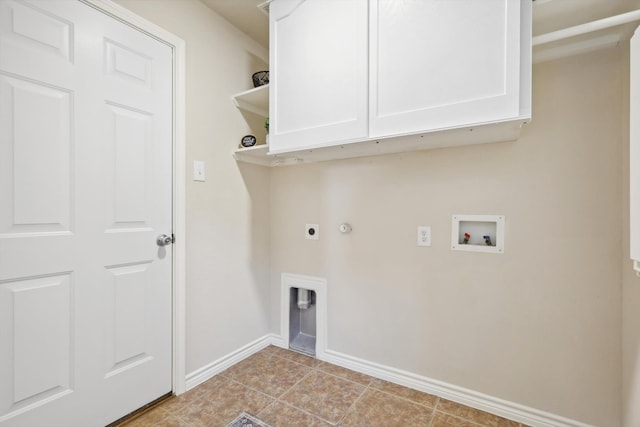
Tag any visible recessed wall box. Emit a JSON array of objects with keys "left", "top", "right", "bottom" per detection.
[{"left": 451, "top": 215, "right": 505, "bottom": 254}]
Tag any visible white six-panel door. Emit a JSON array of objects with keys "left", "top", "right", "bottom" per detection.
[{"left": 0, "top": 1, "right": 173, "bottom": 425}]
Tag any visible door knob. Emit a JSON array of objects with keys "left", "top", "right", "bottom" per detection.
[{"left": 156, "top": 234, "right": 173, "bottom": 247}]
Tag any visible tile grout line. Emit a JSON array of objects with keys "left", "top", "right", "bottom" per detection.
[
  {"left": 190, "top": 348, "right": 520, "bottom": 427},
  {"left": 426, "top": 397, "right": 440, "bottom": 427},
  {"left": 276, "top": 398, "right": 339, "bottom": 426},
  {"left": 265, "top": 349, "right": 369, "bottom": 426},
  {"left": 222, "top": 348, "right": 325, "bottom": 424},
  {"left": 156, "top": 392, "right": 210, "bottom": 427},
  {"left": 366, "top": 384, "right": 438, "bottom": 411},
  {"left": 315, "top": 368, "right": 374, "bottom": 388},
  {"left": 233, "top": 383, "right": 292, "bottom": 425},
  {"left": 266, "top": 348, "right": 376, "bottom": 391},
  {"left": 255, "top": 399, "right": 279, "bottom": 422},
  {"left": 434, "top": 397, "right": 513, "bottom": 427},
  {"left": 310, "top": 359, "right": 372, "bottom": 426},
  {"left": 225, "top": 376, "right": 278, "bottom": 402},
  {"left": 216, "top": 375, "right": 283, "bottom": 422},
  {"left": 280, "top": 360, "right": 317, "bottom": 395},
  {"left": 174, "top": 384, "right": 244, "bottom": 427},
  {"left": 433, "top": 406, "right": 488, "bottom": 427},
  {"left": 276, "top": 364, "right": 362, "bottom": 426},
  {"left": 266, "top": 348, "right": 444, "bottom": 425},
  {"left": 332, "top": 378, "right": 371, "bottom": 426},
  {"left": 268, "top": 359, "right": 323, "bottom": 423},
  {"left": 225, "top": 350, "right": 315, "bottom": 397}
]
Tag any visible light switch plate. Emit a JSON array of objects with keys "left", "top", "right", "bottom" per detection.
[{"left": 193, "top": 160, "right": 205, "bottom": 182}]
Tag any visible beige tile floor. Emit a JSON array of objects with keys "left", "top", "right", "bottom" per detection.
[{"left": 119, "top": 346, "right": 529, "bottom": 427}]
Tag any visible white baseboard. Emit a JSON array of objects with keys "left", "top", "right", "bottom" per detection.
[
  {"left": 185, "top": 334, "right": 592, "bottom": 427},
  {"left": 269, "top": 334, "right": 286, "bottom": 348},
  {"left": 184, "top": 334, "right": 278, "bottom": 391},
  {"left": 318, "top": 348, "right": 592, "bottom": 427}
]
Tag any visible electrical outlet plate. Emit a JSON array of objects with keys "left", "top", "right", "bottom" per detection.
[
  {"left": 417, "top": 226, "right": 431, "bottom": 247},
  {"left": 305, "top": 224, "right": 319, "bottom": 240}
]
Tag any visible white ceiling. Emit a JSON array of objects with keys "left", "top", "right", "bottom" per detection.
[{"left": 200, "top": 0, "right": 640, "bottom": 51}]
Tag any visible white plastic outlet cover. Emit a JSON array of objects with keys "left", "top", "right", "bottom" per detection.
[
  {"left": 417, "top": 226, "right": 431, "bottom": 247},
  {"left": 305, "top": 224, "right": 319, "bottom": 240}
]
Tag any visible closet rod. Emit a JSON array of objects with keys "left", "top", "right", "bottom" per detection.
[{"left": 533, "top": 9, "right": 640, "bottom": 46}]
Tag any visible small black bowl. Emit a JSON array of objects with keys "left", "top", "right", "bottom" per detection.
[{"left": 252, "top": 71, "right": 269, "bottom": 88}]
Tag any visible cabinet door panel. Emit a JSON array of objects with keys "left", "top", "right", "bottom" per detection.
[
  {"left": 370, "top": 0, "right": 522, "bottom": 137},
  {"left": 269, "top": 0, "right": 368, "bottom": 153}
]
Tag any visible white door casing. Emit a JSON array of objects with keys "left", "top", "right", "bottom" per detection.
[
  {"left": 631, "top": 25, "right": 640, "bottom": 274},
  {"left": 0, "top": 0, "right": 186, "bottom": 425}
]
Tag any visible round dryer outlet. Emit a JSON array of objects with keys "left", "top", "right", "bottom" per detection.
[{"left": 305, "top": 224, "right": 319, "bottom": 240}]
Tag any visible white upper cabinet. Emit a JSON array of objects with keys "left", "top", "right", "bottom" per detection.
[
  {"left": 268, "top": 0, "right": 531, "bottom": 157},
  {"left": 269, "top": 0, "right": 368, "bottom": 153},
  {"left": 370, "top": 0, "right": 527, "bottom": 137}
]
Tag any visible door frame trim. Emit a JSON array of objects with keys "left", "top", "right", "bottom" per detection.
[{"left": 81, "top": 0, "right": 187, "bottom": 394}]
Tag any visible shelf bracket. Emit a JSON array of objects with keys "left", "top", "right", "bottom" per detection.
[{"left": 634, "top": 260, "right": 640, "bottom": 277}]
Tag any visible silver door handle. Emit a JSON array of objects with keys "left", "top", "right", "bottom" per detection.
[{"left": 157, "top": 234, "right": 173, "bottom": 246}]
